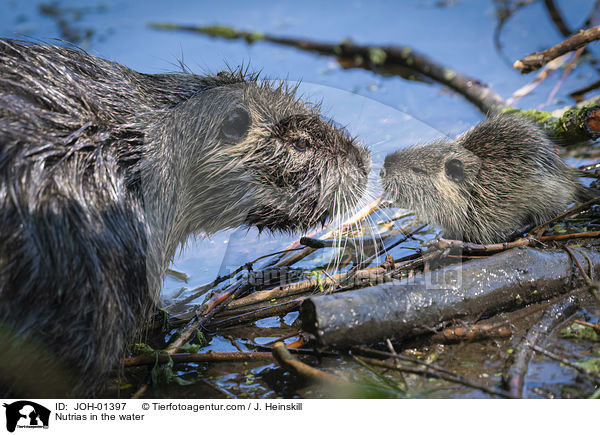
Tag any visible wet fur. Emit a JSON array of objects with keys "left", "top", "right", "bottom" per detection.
[
  {"left": 0, "top": 39, "right": 369, "bottom": 396},
  {"left": 381, "top": 114, "right": 587, "bottom": 244}
]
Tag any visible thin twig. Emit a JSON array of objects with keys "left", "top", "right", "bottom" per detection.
[
  {"left": 272, "top": 342, "right": 345, "bottom": 386},
  {"left": 531, "top": 196, "right": 600, "bottom": 236},
  {"left": 530, "top": 344, "right": 600, "bottom": 383},
  {"left": 541, "top": 231, "right": 600, "bottom": 242},
  {"left": 435, "top": 236, "right": 534, "bottom": 254},
  {"left": 354, "top": 356, "right": 515, "bottom": 399},
  {"left": 210, "top": 300, "right": 303, "bottom": 329},
  {"left": 342, "top": 223, "right": 427, "bottom": 285},
  {"left": 274, "top": 197, "right": 383, "bottom": 267},
  {"left": 506, "top": 53, "right": 571, "bottom": 105},
  {"left": 351, "top": 356, "right": 408, "bottom": 395},
  {"left": 131, "top": 281, "right": 250, "bottom": 398},
  {"left": 543, "top": 0, "right": 576, "bottom": 37},
  {"left": 434, "top": 229, "right": 600, "bottom": 256},
  {"left": 545, "top": 47, "right": 585, "bottom": 105},
  {"left": 122, "top": 351, "right": 274, "bottom": 367},
  {"left": 224, "top": 263, "right": 391, "bottom": 312},
  {"left": 564, "top": 246, "right": 593, "bottom": 286},
  {"left": 320, "top": 269, "right": 343, "bottom": 290},
  {"left": 573, "top": 319, "right": 600, "bottom": 333},
  {"left": 385, "top": 338, "right": 407, "bottom": 387},
  {"left": 162, "top": 247, "right": 305, "bottom": 313}
]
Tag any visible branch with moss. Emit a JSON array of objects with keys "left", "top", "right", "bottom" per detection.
[
  {"left": 149, "top": 23, "right": 506, "bottom": 115},
  {"left": 501, "top": 97, "right": 600, "bottom": 143}
]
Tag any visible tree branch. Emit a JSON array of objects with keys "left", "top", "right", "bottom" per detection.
[
  {"left": 150, "top": 23, "right": 507, "bottom": 115},
  {"left": 514, "top": 25, "right": 600, "bottom": 73}
]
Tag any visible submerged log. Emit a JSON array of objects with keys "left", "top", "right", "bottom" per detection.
[{"left": 300, "top": 246, "right": 600, "bottom": 348}]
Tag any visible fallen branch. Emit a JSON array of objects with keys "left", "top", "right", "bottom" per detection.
[
  {"left": 502, "top": 295, "right": 580, "bottom": 397},
  {"left": 272, "top": 342, "right": 345, "bottom": 386},
  {"left": 430, "top": 324, "right": 512, "bottom": 344},
  {"left": 514, "top": 25, "right": 600, "bottom": 73},
  {"left": 122, "top": 351, "right": 274, "bottom": 367},
  {"left": 301, "top": 247, "right": 600, "bottom": 348},
  {"left": 223, "top": 263, "right": 393, "bottom": 313},
  {"left": 502, "top": 100, "right": 600, "bottom": 143},
  {"left": 210, "top": 300, "right": 302, "bottom": 329},
  {"left": 434, "top": 229, "right": 600, "bottom": 255},
  {"left": 150, "top": 23, "right": 506, "bottom": 115}
]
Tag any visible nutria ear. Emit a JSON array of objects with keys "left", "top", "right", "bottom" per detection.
[
  {"left": 447, "top": 143, "right": 482, "bottom": 186},
  {"left": 221, "top": 107, "right": 251, "bottom": 141}
]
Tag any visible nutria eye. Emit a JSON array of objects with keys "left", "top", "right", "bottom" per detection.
[
  {"left": 411, "top": 166, "right": 427, "bottom": 175},
  {"left": 445, "top": 158, "right": 464, "bottom": 182},
  {"left": 221, "top": 108, "right": 251, "bottom": 141},
  {"left": 293, "top": 138, "right": 309, "bottom": 151}
]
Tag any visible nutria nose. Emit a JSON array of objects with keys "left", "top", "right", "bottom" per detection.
[{"left": 381, "top": 151, "right": 400, "bottom": 176}]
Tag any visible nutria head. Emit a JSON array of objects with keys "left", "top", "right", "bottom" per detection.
[
  {"left": 142, "top": 73, "right": 371, "bottom": 256},
  {"left": 380, "top": 114, "right": 581, "bottom": 243},
  {"left": 381, "top": 138, "right": 482, "bottom": 237}
]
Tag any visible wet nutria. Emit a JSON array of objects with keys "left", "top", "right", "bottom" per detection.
[
  {"left": 380, "top": 114, "right": 593, "bottom": 244},
  {"left": 0, "top": 39, "right": 370, "bottom": 397}
]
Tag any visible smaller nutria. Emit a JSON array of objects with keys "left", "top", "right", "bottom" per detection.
[
  {"left": 380, "top": 114, "right": 594, "bottom": 244},
  {"left": 0, "top": 39, "right": 370, "bottom": 397}
]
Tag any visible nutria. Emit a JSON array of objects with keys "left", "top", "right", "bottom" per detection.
[
  {"left": 0, "top": 39, "right": 370, "bottom": 397},
  {"left": 380, "top": 114, "right": 593, "bottom": 244}
]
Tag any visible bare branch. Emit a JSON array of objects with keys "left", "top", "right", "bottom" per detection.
[{"left": 514, "top": 25, "right": 600, "bottom": 73}]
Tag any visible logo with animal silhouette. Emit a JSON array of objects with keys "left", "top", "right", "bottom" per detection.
[{"left": 3, "top": 401, "right": 50, "bottom": 433}]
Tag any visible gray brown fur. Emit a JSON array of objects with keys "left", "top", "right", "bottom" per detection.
[
  {"left": 381, "top": 114, "right": 589, "bottom": 244},
  {"left": 0, "top": 39, "right": 369, "bottom": 396}
]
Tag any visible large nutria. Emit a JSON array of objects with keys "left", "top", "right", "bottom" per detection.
[
  {"left": 0, "top": 39, "right": 370, "bottom": 397},
  {"left": 380, "top": 114, "right": 593, "bottom": 244}
]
